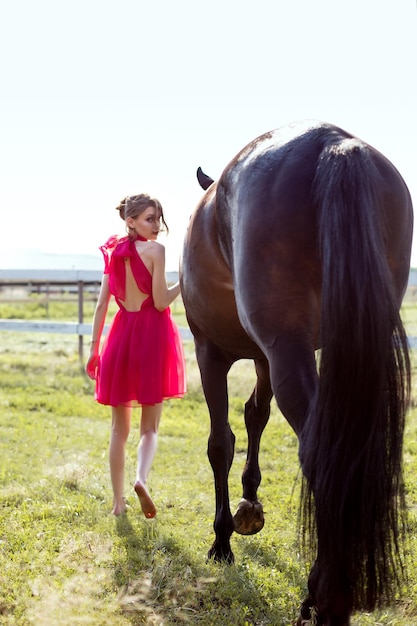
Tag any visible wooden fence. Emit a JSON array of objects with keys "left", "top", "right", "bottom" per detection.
[{"left": 0, "top": 269, "right": 191, "bottom": 359}]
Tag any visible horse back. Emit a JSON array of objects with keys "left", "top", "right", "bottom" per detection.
[
  {"left": 214, "top": 121, "right": 412, "bottom": 350},
  {"left": 182, "top": 120, "right": 412, "bottom": 357}
]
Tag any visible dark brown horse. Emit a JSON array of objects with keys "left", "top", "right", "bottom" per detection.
[{"left": 180, "top": 120, "right": 414, "bottom": 624}]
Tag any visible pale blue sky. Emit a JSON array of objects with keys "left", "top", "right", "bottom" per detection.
[{"left": 0, "top": 0, "right": 416, "bottom": 270}]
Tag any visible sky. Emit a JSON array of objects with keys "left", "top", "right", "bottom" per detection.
[{"left": 0, "top": 0, "right": 416, "bottom": 270}]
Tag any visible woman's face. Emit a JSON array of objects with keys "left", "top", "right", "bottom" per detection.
[{"left": 129, "top": 206, "right": 161, "bottom": 240}]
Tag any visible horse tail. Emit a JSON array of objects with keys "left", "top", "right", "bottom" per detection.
[{"left": 301, "top": 138, "right": 411, "bottom": 610}]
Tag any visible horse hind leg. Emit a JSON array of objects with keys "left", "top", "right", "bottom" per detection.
[
  {"left": 234, "top": 357, "right": 273, "bottom": 536},
  {"left": 296, "top": 560, "right": 352, "bottom": 625}
]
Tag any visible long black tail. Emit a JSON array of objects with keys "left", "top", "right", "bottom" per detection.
[{"left": 301, "top": 138, "right": 411, "bottom": 610}]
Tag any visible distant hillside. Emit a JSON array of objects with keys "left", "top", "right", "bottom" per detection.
[
  {"left": 0, "top": 248, "right": 180, "bottom": 273},
  {"left": 0, "top": 249, "right": 179, "bottom": 284},
  {"left": 2, "top": 249, "right": 414, "bottom": 284},
  {"left": 0, "top": 249, "right": 103, "bottom": 271}
]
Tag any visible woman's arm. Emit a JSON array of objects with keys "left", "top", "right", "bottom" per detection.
[
  {"left": 85, "top": 274, "right": 111, "bottom": 379},
  {"left": 151, "top": 243, "right": 181, "bottom": 311}
]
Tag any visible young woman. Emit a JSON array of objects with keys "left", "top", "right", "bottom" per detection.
[{"left": 86, "top": 194, "right": 186, "bottom": 518}]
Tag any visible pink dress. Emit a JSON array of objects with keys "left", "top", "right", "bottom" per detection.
[{"left": 95, "top": 235, "right": 186, "bottom": 406}]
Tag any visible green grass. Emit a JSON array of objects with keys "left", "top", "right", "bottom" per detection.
[
  {"left": 401, "top": 301, "right": 417, "bottom": 338},
  {"left": 0, "top": 296, "right": 98, "bottom": 321},
  {"left": 0, "top": 335, "right": 305, "bottom": 625},
  {"left": 1, "top": 300, "right": 417, "bottom": 624}
]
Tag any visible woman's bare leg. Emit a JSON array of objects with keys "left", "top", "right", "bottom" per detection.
[
  {"left": 109, "top": 405, "right": 131, "bottom": 516},
  {"left": 134, "top": 403, "right": 162, "bottom": 518}
]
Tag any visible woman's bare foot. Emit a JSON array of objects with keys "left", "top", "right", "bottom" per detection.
[
  {"left": 112, "top": 498, "right": 127, "bottom": 516},
  {"left": 134, "top": 480, "right": 156, "bottom": 518}
]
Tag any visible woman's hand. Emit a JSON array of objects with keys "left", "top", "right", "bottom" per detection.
[{"left": 86, "top": 353, "right": 99, "bottom": 380}]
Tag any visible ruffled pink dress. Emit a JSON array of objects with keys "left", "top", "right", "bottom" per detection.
[{"left": 95, "top": 235, "right": 186, "bottom": 406}]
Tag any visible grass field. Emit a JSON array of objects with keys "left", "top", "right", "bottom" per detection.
[{"left": 1, "top": 299, "right": 417, "bottom": 625}]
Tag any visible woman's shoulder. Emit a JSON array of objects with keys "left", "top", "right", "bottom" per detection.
[
  {"left": 141, "top": 241, "right": 165, "bottom": 261},
  {"left": 146, "top": 240, "right": 165, "bottom": 256}
]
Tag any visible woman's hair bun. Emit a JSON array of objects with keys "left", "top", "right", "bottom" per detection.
[{"left": 115, "top": 197, "right": 127, "bottom": 220}]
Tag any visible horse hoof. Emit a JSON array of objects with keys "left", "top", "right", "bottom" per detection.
[
  {"left": 294, "top": 610, "right": 320, "bottom": 626},
  {"left": 207, "top": 542, "right": 234, "bottom": 564},
  {"left": 233, "top": 498, "right": 264, "bottom": 535}
]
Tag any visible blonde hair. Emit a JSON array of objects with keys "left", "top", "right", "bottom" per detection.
[{"left": 115, "top": 194, "right": 169, "bottom": 235}]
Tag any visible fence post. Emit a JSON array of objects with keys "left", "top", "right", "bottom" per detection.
[
  {"left": 45, "top": 282, "right": 50, "bottom": 317},
  {"left": 78, "top": 281, "right": 84, "bottom": 360}
]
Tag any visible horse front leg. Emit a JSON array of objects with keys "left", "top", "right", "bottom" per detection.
[
  {"left": 194, "top": 334, "right": 237, "bottom": 563},
  {"left": 207, "top": 416, "right": 236, "bottom": 563},
  {"left": 234, "top": 357, "right": 273, "bottom": 535}
]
